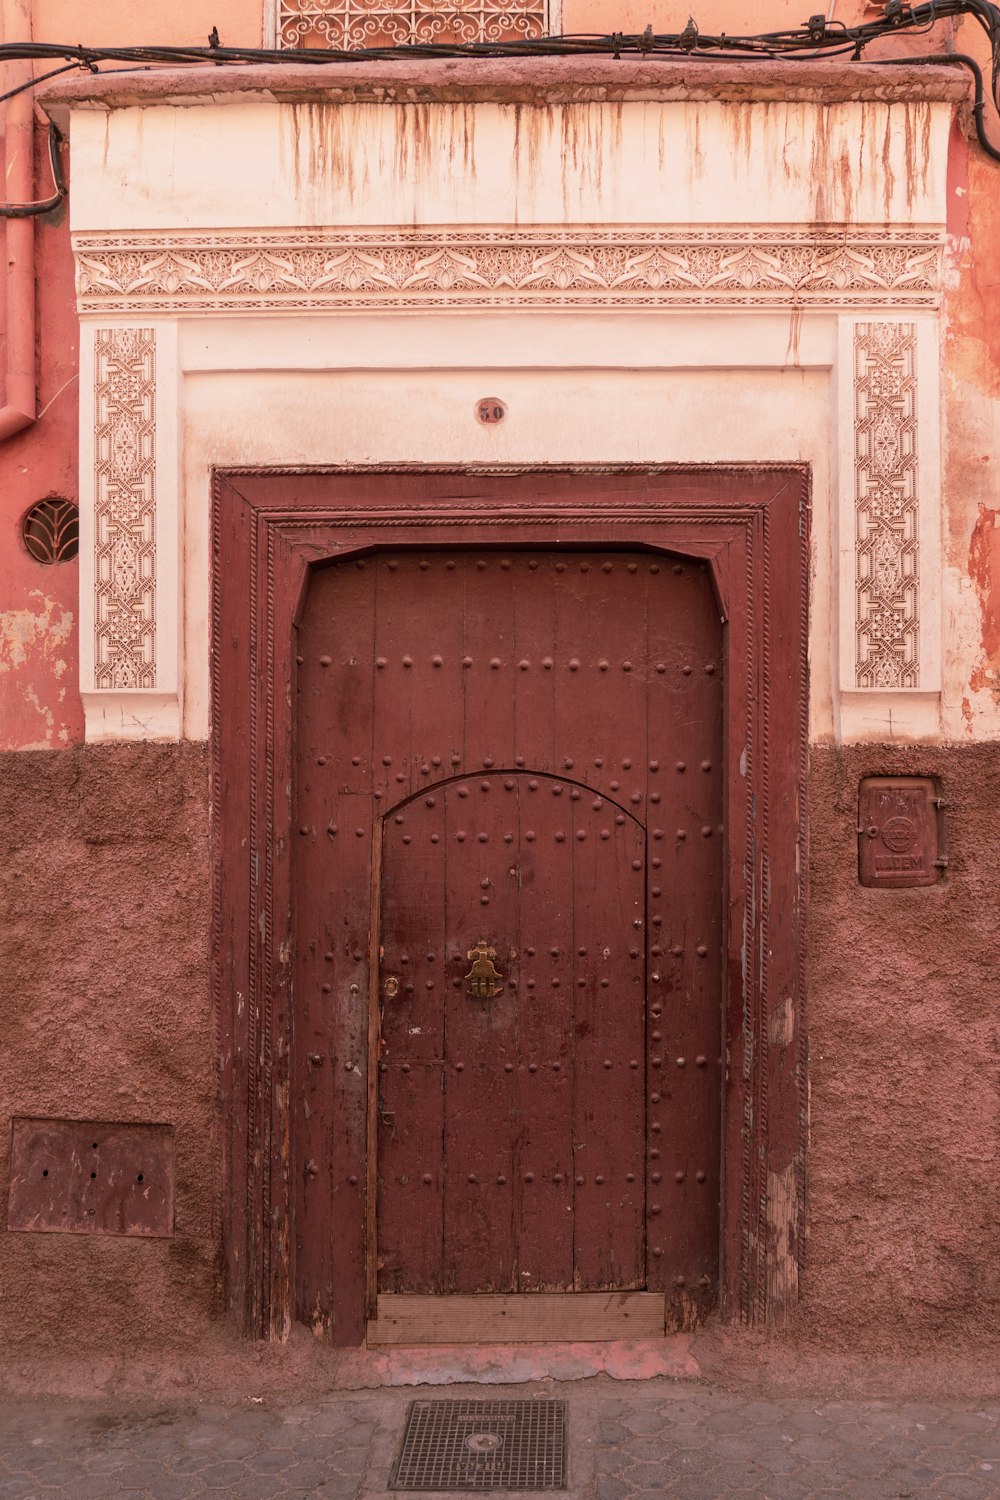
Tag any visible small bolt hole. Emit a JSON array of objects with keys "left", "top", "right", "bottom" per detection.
[
  {"left": 42, "top": 1169, "right": 48, "bottom": 1178},
  {"left": 90, "top": 1171, "right": 96, "bottom": 1179},
  {"left": 136, "top": 1173, "right": 144, "bottom": 1183},
  {"left": 91, "top": 1143, "right": 98, "bottom": 1150}
]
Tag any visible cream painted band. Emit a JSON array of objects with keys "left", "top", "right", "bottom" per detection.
[
  {"left": 78, "top": 307, "right": 947, "bottom": 744},
  {"left": 74, "top": 225, "right": 944, "bottom": 316}
]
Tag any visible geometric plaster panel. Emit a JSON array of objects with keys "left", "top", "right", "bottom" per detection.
[
  {"left": 854, "top": 320, "right": 920, "bottom": 689},
  {"left": 74, "top": 225, "right": 944, "bottom": 316},
  {"left": 79, "top": 322, "right": 180, "bottom": 741},
  {"left": 838, "top": 315, "right": 942, "bottom": 738},
  {"left": 94, "top": 327, "right": 157, "bottom": 689}
]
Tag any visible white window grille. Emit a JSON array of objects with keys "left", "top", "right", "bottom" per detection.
[{"left": 266, "top": 0, "right": 558, "bottom": 50}]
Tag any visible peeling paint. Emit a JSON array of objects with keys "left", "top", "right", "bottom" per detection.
[
  {"left": 766, "top": 1162, "right": 799, "bottom": 1323},
  {"left": 0, "top": 597, "right": 73, "bottom": 673},
  {"left": 969, "top": 504, "right": 1000, "bottom": 651},
  {"left": 0, "top": 598, "right": 77, "bottom": 750},
  {"left": 768, "top": 995, "right": 795, "bottom": 1049}
]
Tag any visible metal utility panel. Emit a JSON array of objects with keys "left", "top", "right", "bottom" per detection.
[
  {"left": 7, "top": 1118, "right": 174, "bottom": 1236},
  {"left": 858, "top": 777, "right": 945, "bottom": 889}
]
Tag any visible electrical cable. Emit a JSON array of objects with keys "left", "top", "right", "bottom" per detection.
[
  {"left": 0, "top": 121, "right": 65, "bottom": 216},
  {"left": 0, "top": 61, "right": 78, "bottom": 105},
  {"left": 1, "top": 1, "right": 1000, "bottom": 213},
  {"left": 0, "top": 4, "right": 995, "bottom": 66},
  {"left": 881, "top": 50, "right": 1000, "bottom": 157}
]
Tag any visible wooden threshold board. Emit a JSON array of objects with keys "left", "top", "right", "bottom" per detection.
[{"left": 367, "top": 1292, "right": 665, "bottom": 1345}]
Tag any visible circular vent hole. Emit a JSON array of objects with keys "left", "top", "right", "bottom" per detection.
[{"left": 22, "top": 497, "right": 79, "bottom": 563}]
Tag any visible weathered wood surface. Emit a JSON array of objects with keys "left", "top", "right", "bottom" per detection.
[{"left": 367, "top": 1292, "right": 666, "bottom": 1344}]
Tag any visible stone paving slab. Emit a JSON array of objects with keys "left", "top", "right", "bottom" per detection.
[{"left": 1, "top": 1379, "right": 999, "bottom": 1498}]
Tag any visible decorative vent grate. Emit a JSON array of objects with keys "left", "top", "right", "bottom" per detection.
[
  {"left": 274, "top": 0, "right": 550, "bottom": 51},
  {"left": 21, "top": 497, "right": 79, "bottom": 563},
  {"left": 391, "top": 1398, "right": 567, "bottom": 1491}
]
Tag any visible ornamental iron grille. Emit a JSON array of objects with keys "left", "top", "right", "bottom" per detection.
[
  {"left": 273, "top": 0, "right": 550, "bottom": 50},
  {"left": 21, "top": 498, "right": 79, "bottom": 564}
]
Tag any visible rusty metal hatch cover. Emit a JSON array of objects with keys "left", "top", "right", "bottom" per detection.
[
  {"left": 858, "top": 776, "right": 945, "bottom": 888},
  {"left": 390, "top": 1399, "right": 567, "bottom": 1491}
]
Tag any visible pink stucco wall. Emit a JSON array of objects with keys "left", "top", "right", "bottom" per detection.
[{"left": 1, "top": 126, "right": 83, "bottom": 750}]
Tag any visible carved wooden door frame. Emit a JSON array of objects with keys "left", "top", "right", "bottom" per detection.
[{"left": 211, "top": 465, "right": 809, "bottom": 1341}]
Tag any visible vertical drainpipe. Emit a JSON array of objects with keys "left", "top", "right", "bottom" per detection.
[{"left": 0, "top": 0, "right": 36, "bottom": 442}]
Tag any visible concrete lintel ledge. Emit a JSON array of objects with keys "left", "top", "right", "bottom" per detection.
[{"left": 38, "top": 58, "right": 970, "bottom": 122}]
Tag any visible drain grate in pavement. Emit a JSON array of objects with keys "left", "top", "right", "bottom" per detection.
[{"left": 390, "top": 1398, "right": 567, "bottom": 1491}]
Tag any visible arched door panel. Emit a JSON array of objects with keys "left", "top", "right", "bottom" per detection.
[{"left": 377, "top": 775, "right": 646, "bottom": 1297}]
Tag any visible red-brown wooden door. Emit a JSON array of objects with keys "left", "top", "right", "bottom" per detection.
[
  {"left": 293, "top": 549, "right": 723, "bottom": 1342},
  {"left": 377, "top": 775, "right": 646, "bottom": 1297}
]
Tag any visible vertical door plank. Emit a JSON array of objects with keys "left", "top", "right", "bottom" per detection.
[
  {"left": 379, "top": 799, "right": 449, "bottom": 1064},
  {"left": 372, "top": 555, "right": 417, "bottom": 804},
  {"left": 310, "top": 560, "right": 376, "bottom": 799},
  {"left": 646, "top": 559, "right": 724, "bottom": 1316},
  {"left": 511, "top": 555, "right": 557, "bottom": 776},
  {"left": 294, "top": 560, "right": 376, "bottom": 1344},
  {"left": 554, "top": 556, "right": 648, "bottom": 808},
  {"left": 391, "top": 554, "right": 466, "bottom": 796},
  {"left": 571, "top": 796, "right": 647, "bottom": 1290},
  {"left": 515, "top": 777, "right": 575, "bottom": 1291},
  {"left": 377, "top": 805, "right": 447, "bottom": 1294},
  {"left": 460, "top": 555, "right": 517, "bottom": 773},
  {"left": 376, "top": 1063, "right": 444, "bottom": 1293},
  {"left": 441, "top": 777, "right": 519, "bottom": 1292}
]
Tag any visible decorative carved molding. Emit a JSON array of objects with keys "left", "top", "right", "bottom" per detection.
[
  {"left": 272, "top": 0, "right": 548, "bottom": 51},
  {"left": 94, "top": 327, "right": 157, "bottom": 689},
  {"left": 854, "top": 321, "right": 919, "bottom": 688},
  {"left": 75, "top": 227, "right": 943, "bottom": 314},
  {"left": 212, "top": 467, "right": 809, "bottom": 1339}
]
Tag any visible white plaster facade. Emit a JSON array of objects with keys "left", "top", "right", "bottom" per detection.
[{"left": 44, "top": 64, "right": 968, "bottom": 744}]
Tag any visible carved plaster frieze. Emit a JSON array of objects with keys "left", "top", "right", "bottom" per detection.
[
  {"left": 75, "top": 226, "right": 943, "bottom": 314},
  {"left": 93, "top": 327, "right": 157, "bottom": 690}
]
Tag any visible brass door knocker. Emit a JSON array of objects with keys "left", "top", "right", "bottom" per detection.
[{"left": 465, "top": 940, "right": 504, "bottom": 999}]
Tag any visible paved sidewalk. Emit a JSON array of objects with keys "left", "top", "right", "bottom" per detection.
[{"left": 1, "top": 1379, "right": 999, "bottom": 1499}]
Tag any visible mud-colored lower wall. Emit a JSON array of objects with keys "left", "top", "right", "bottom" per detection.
[
  {"left": 2, "top": 740, "right": 997, "bottom": 1353},
  {"left": 804, "top": 743, "right": 1000, "bottom": 1351},
  {"left": 0, "top": 743, "right": 219, "bottom": 1349}
]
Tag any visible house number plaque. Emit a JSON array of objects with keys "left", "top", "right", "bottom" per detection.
[
  {"left": 858, "top": 776, "right": 946, "bottom": 888},
  {"left": 476, "top": 397, "right": 507, "bottom": 424}
]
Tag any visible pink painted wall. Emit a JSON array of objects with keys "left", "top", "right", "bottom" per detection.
[
  {"left": 0, "top": 125, "right": 82, "bottom": 749},
  {"left": 4, "top": 1, "right": 999, "bottom": 749},
  {"left": 3, "top": 0, "right": 1000, "bottom": 1359},
  {"left": 32, "top": 0, "right": 263, "bottom": 48}
]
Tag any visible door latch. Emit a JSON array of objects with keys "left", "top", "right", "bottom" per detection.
[{"left": 465, "top": 940, "right": 504, "bottom": 999}]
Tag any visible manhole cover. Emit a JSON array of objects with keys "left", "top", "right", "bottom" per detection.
[{"left": 390, "top": 1398, "right": 567, "bottom": 1491}]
